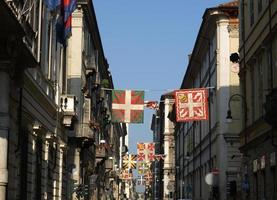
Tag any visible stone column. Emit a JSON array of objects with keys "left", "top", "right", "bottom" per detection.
[
  {"left": 31, "top": 131, "right": 38, "bottom": 200},
  {"left": 43, "top": 139, "right": 50, "bottom": 200},
  {"left": 58, "top": 143, "right": 66, "bottom": 200},
  {"left": 0, "top": 65, "right": 10, "bottom": 199}
]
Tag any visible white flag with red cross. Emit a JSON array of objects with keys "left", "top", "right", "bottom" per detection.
[
  {"left": 112, "top": 90, "right": 144, "bottom": 123},
  {"left": 175, "top": 88, "right": 208, "bottom": 122}
]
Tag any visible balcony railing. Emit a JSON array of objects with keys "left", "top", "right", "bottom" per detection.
[{"left": 67, "top": 123, "right": 95, "bottom": 139}]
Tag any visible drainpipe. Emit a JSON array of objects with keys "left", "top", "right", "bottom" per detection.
[{"left": 0, "top": 67, "right": 10, "bottom": 199}]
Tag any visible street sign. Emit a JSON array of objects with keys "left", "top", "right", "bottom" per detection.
[{"left": 205, "top": 172, "right": 219, "bottom": 186}]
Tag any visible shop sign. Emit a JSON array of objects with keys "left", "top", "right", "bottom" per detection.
[
  {"left": 260, "top": 155, "right": 266, "bottom": 170},
  {"left": 270, "top": 152, "right": 276, "bottom": 167}
]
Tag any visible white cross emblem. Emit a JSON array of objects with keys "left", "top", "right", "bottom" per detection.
[{"left": 112, "top": 90, "right": 144, "bottom": 122}]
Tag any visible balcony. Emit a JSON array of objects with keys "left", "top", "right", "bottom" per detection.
[
  {"left": 0, "top": 0, "right": 37, "bottom": 69},
  {"left": 67, "top": 123, "right": 94, "bottom": 139}
]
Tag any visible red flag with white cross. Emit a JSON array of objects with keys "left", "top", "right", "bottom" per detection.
[
  {"left": 112, "top": 90, "right": 144, "bottom": 123},
  {"left": 175, "top": 88, "right": 208, "bottom": 122}
]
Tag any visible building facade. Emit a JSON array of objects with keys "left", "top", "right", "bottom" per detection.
[
  {"left": 0, "top": 0, "right": 122, "bottom": 199},
  {"left": 0, "top": 0, "right": 68, "bottom": 199},
  {"left": 239, "top": 0, "right": 277, "bottom": 199},
  {"left": 175, "top": 1, "right": 240, "bottom": 200},
  {"left": 151, "top": 94, "right": 175, "bottom": 200}
]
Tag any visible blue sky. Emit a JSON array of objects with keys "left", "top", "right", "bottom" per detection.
[{"left": 93, "top": 0, "right": 226, "bottom": 153}]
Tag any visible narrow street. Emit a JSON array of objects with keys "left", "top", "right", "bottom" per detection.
[{"left": 0, "top": 0, "right": 276, "bottom": 199}]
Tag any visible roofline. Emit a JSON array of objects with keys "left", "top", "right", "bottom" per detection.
[
  {"left": 83, "top": 0, "right": 114, "bottom": 88},
  {"left": 180, "top": 3, "right": 238, "bottom": 89}
]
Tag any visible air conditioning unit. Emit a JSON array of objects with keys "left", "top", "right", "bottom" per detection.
[
  {"left": 86, "top": 55, "right": 97, "bottom": 76},
  {"left": 83, "top": 50, "right": 98, "bottom": 76},
  {"left": 60, "top": 95, "right": 77, "bottom": 127},
  {"left": 83, "top": 98, "right": 91, "bottom": 124}
]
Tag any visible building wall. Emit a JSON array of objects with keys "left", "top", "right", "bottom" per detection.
[
  {"left": 0, "top": 0, "right": 69, "bottom": 198},
  {"left": 239, "top": 0, "right": 277, "bottom": 199},
  {"left": 163, "top": 98, "right": 175, "bottom": 199},
  {"left": 0, "top": 0, "right": 120, "bottom": 200},
  {"left": 176, "top": 2, "right": 240, "bottom": 200}
]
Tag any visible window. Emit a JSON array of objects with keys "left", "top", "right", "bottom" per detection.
[
  {"left": 249, "top": 0, "right": 254, "bottom": 26},
  {"left": 239, "top": 1, "right": 245, "bottom": 42},
  {"left": 258, "top": 0, "right": 262, "bottom": 14},
  {"left": 257, "top": 57, "right": 264, "bottom": 117},
  {"left": 253, "top": 173, "right": 258, "bottom": 199}
]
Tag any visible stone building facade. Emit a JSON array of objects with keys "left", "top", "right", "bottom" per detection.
[
  {"left": 151, "top": 93, "right": 175, "bottom": 200},
  {"left": 0, "top": 0, "right": 122, "bottom": 199},
  {"left": 239, "top": 0, "right": 277, "bottom": 199},
  {"left": 175, "top": 1, "right": 240, "bottom": 200}
]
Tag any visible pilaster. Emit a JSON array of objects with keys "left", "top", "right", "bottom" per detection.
[{"left": 0, "top": 62, "right": 10, "bottom": 199}]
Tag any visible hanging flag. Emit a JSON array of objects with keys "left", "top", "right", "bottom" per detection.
[
  {"left": 56, "top": 0, "right": 76, "bottom": 45},
  {"left": 64, "top": 15, "right": 72, "bottom": 39},
  {"left": 144, "top": 172, "right": 153, "bottom": 184},
  {"left": 147, "top": 143, "right": 155, "bottom": 152},
  {"left": 137, "top": 142, "right": 155, "bottom": 162},
  {"left": 122, "top": 154, "right": 137, "bottom": 169},
  {"left": 43, "top": 0, "right": 60, "bottom": 10},
  {"left": 137, "top": 152, "right": 145, "bottom": 161},
  {"left": 175, "top": 88, "right": 208, "bottom": 122},
  {"left": 155, "top": 154, "right": 166, "bottom": 161},
  {"left": 137, "top": 143, "right": 145, "bottom": 151},
  {"left": 112, "top": 90, "right": 144, "bottom": 123},
  {"left": 137, "top": 162, "right": 150, "bottom": 175},
  {"left": 120, "top": 170, "right": 133, "bottom": 180},
  {"left": 63, "top": 0, "right": 77, "bottom": 23},
  {"left": 148, "top": 153, "right": 155, "bottom": 161},
  {"left": 144, "top": 101, "right": 159, "bottom": 110}
]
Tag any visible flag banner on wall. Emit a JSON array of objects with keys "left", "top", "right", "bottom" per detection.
[
  {"left": 137, "top": 143, "right": 155, "bottom": 162},
  {"left": 122, "top": 154, "right": 137, "bottom": 169},
  {"left": 175, "top": 88, "right": 208, "bottom": 122},
  {"left": 112, "top": 90, "right": 144, "bottom": 123}
]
